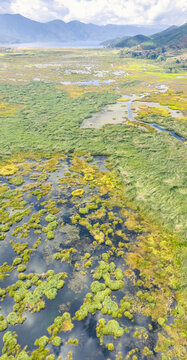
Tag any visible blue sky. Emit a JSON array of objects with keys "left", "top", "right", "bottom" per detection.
[{"left": 0, "top": 0, "right": 186, "bottom": 25}]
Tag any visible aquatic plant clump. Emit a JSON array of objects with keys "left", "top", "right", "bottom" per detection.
[
  {"left": 96, "top": 318, "right": 124, "bottom": 343},
  {"left": 0, "top": 154, "right": 186, "bottom": 359}
]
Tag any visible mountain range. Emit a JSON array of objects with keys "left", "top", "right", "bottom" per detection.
[
  {"left": 104, "top": 23, "right": 187, "bottom": 50},
  {"left": 0, "top": 14, "right": 166, "bottom": 44}
]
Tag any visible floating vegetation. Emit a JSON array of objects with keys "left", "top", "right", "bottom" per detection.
[
  {"left": 0, "top": 164, "right": 18, "bottom": 176},
  {"left": 0, "top": 154, "right": 185, "bottom": 359}
]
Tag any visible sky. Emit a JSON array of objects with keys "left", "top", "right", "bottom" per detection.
[{"left": 0, "top": 0, "right": 186, "bottom": 26}]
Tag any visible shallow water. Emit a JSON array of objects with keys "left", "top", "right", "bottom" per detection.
[
  {"left": 81, "top": 93, "right": 186, "bottom": 143},
  {"left": 60, "top": 79, "right": 115, "bottom": 86},
  {"left": 156, "top": 85, "right": 168, "bottom": 93},
  {"left": 80, "top": 102, "right": 128, "bottom": 128},
  {"left": 126, "top": 98, "right": 186, "bottom": 143},
  {"left": 0, "top": 156, "right": 161, "bottom": 359}
]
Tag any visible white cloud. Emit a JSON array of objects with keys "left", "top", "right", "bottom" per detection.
[
  {"left": 0, "top": 0, "right": 12, "bottom": 13},
  {"left": 4, "top": 0, "right": 187, "bottom": 25},
  {"left": 60, "top": 0, "right": 187, "bottom": 25},
  {"left": 10, "top": 0, "right": 69, "bottom": 22}
]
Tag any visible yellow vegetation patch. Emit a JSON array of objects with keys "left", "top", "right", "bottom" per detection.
[
  {"left": 141, "top": 90, "right": 187, "bottom": 115},
  {"left": 0, "top": 163, "right": 18, "bottom": 176},
  {"left": 62, "top": 320, "right": 74, "bottom": 332},
  {"left": 56, "top": 82, "right": 116, "bottom": 98},
  {"left": 56, "top": 84, "right": 88, "bottom": 98},
  {"left": 137, "top": 105, "right": 170, "bottom": 118},
  {"left": 44, "top": 155, "right": 60, "bottom": 172},
  {"left": 117, "top": 98, "right": 129, "bottom": 102},
  {"left": 124, "top": 120, "right": 156, "bottom": 132},
  {"left": 72, "top": 189, "right": 85, "bottom": 197},
  {"left": 0, "top": 101, "right": 24, "bottom": 117}
]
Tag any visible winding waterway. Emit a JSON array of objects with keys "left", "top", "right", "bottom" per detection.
[
  {"left": 126, "top": 97, "right": 186, "bottom": 143},
  {"left": 81, "top": 93, "right": 186, "bottom": 144}
]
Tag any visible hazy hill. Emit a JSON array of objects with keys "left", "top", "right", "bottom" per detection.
[
  {"left": 0, "top": 14, "right": 58, "bottom": 43},
  {"left": 151, "top": 25, "right": 178, "bottom": 39},
  {"left": 115, "top": 34, "right": 150, "bottom": 48},
  {"left": 0, "top": 13, "right": 165, "bottom": 44},
  {"left": 151, "top": 23, "right": 187, "bottom": 48},
  {"left": 105, "top": 23, "right": 187, "bottom": 50},
  {"left": 45, "top": 20, "right": 76, "bottom": 41}
]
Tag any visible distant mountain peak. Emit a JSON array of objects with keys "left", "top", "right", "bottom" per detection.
[
  {"left": 0, "top": 13, "right": 167, "bottom": 44},
  {"left": 46, "top": 19, "right": 66, "bottom": 25}
]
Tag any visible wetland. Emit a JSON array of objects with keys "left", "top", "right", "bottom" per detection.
[{"left": 0, "top": 47, "right": 186, "bottom": 360}]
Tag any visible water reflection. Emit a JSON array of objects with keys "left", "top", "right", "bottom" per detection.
[{"left": 0, "top": 156, "right": 160, "bottom": 358}]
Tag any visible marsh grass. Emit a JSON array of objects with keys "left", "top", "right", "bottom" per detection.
[
  {"left": 0, "top": 49, "right": 186, "bottom": 359},
  {"left": 0, "top": 78, "right": 186, "bottom": 240}
]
